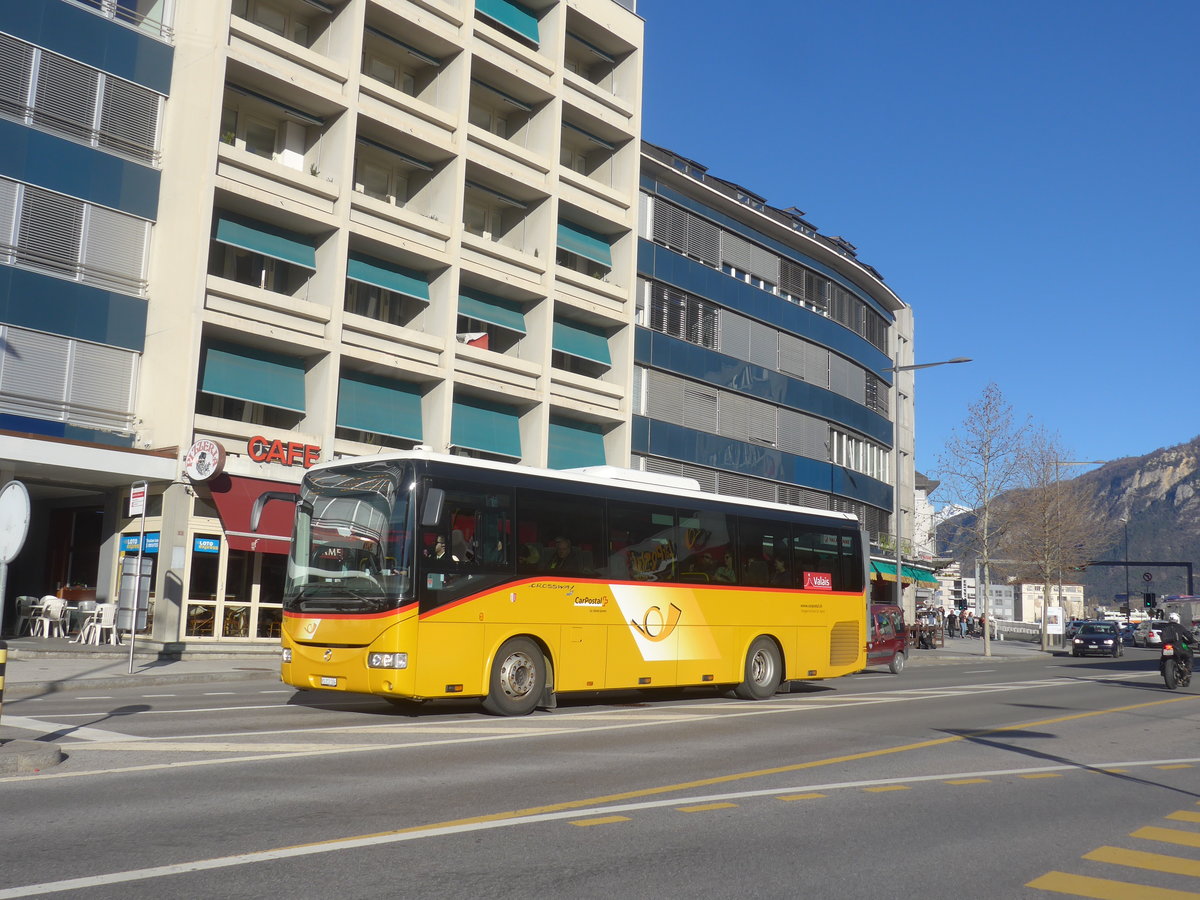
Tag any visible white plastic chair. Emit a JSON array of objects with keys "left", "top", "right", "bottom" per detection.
[
  {"left": 13, "top": 595, "right": 38, "bottom": 636},
  {"left": 81, "top": 603, "right": 119, "bottom": 645},
  {"left": 32, "top": 596, "right": 68, "bottom": 638}
]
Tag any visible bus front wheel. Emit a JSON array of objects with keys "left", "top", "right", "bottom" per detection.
[
  {"left": 482, "top": 637, "right": 545, "bottom": 716},
  {"left": 734, "top": 637, "right": 782, "bottom": 700}
]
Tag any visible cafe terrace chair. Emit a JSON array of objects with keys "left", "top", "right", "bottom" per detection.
[
  {"left": 80, "top": 603, "right": 119, "bottom": 645},
  {"left": 32, "top": 596, "right": 68, "bottom": 638},
  {"left": 13, "top": 595, "right": 37, "bottom": 636}
]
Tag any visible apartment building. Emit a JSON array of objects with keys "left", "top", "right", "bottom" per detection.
[{"left": 136, "top": 0, "right": 642, "bottom": 642}]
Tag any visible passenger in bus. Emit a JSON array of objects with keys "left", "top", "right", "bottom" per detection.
[
  {"left": 770, "top": 557, "right": 791, "bottom": 587},
  {"left": 427, "top": 537, "right": 458, "bottom": 563},
  {"left": 713, "top": 552, "right": 736, "bottom": 584},
  {"left": 518, "top": 543, "right": 541, "bottom": 567},
  {"left": 545, "top": 536, "right": 586, "bottom": 573}
]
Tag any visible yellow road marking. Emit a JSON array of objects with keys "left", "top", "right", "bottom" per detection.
[
  {"left": 1098, "top": 768, "right": 1129, "bottom": 774},
  {"left": 1133, "top": 827, "right": 1200, "bottom": 849},
  {"left": 277, "top": 693, "right": 1200, "bottom": 852},
  {"left": 946, "top": 778, "right": 991, "bottom": 785},
  {"left": 1020, "top": 773, "right": 1063, "bottom": 780},
  {"left": 1166, "top": 811, "right": 1200, "bottom": 823},
  {"left": 676, "top": 802, "right": 737, "bottom": 813},
  {"left": 1027, "top": 871, "right": 1200, "bottom": 898},
  {"left": 1157, "top": 764, "right": 1194, "bottom": 770},
  {"left": 1085, "top": 846, "right": 1200, "bottom": 877},
  {"left": 777, "top": 792, "right": 826, "bottom": 801},
  {"left": 863, "top": 785, "right": 909, "bottom": 793},
  {"left": 569, "top": 816, "right": 630, "bottom": 827}
]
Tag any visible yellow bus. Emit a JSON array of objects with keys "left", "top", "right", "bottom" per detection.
[{"left": 280, "top": 451, "right": 868, "bottom": 715}]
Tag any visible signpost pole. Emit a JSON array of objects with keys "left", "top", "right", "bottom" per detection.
[{"left": 127, "top": 482, "right": 147, "bottom": 675}]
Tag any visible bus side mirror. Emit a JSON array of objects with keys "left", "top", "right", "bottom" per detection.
[
  {"left": 251, "top": 491, "right": 299, "bottom": 533},
  {"left": 421, "top": 488, "right": 444, "bottom": 528}
]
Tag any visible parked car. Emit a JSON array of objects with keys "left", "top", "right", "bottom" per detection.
[
  {"left": 867, "top": 604, "right": 908, "bottom": 674},
  {"left": 1065, "top": 620, "right": 1088, "bottom": 639},
  {"left": 1071, "top": 622, "right": 1123, "bottom": 657},
  {"left": 1134, "top": 619, "right": 1169, "bottom": 647}
]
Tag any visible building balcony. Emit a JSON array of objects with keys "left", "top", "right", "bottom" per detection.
[
  {"left": 452, "top": 341, "right": 540, "bottom": 397},
  {"left": 340, "top": 313, "right": 445, "bottom": 372},
  {"left": 357, "top": 81, "right": 457, "bottom": 140},
  {"left": 557, "top": 169, "right": 633, "bottom": 225},
  {"left": 466, "top": 125, "right": 552, "bottom": 189},
  {"left": 563, "top": 71, "right": 636, "bottom": 131},
  {"left": 228, "top": 16, "right": 350, "bottom": 99},
  {"left": 204, "top": 274, "right": 331, "bottom": 341},
  {"left": 548, "top": 367, "right": 623, "bottom": 415},
  {"left": 216, "top": 142, "right": 340, "bottom": 214}
]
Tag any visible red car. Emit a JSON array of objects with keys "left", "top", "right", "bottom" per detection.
[{"left": 867, "top": 604, "right": 908, "bottom": 674}]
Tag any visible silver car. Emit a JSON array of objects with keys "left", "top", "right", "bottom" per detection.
[{"left": 1134, "top": 619, "right": 1168, "bottom": 647}]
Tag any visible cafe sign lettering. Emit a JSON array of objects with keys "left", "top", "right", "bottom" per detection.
[{"left": 247, "top": 435, "right": 321, "bottom": 469}]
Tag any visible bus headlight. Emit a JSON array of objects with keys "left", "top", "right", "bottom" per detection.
[
  {"left": 368, "top": 652, "right": 408, "bottom": 670},
  {"left": 281, "top": 648, "right": 292, "bottom": 663}
]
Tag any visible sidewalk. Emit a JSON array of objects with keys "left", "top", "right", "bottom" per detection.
[
  {"left": 905, "top": 633, "right": 1054, "bottom": 662},
  {"left": 0, "top": 635, "right": 280, "bottom": 697}
]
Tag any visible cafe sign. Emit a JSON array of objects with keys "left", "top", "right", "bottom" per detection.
[{"left": 247, "top": 435, "right": 321, "bottom": 469}]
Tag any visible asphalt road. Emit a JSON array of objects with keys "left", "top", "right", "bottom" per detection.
[{"left": 3, "top": 649, "right": 1200, "bottom": 899}]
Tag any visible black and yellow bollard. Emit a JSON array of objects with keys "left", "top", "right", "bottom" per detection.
[{"left": 0, "top": 640, "right": 6, "bottom": 730}]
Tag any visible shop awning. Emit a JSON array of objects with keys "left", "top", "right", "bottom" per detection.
[
  {"left": 206, "top": 474, "right": 300, "bottom": 554},
  {"left": 548, "top": 416, "right": 605, "bottom": 469},
  {"left": 346, "top": 253, "right": 430, "bottom": 302},
  {"left": 213, "top": 213, "right": 316, "bottom": 271},
  {"left": 200, "top": 342, "right": 306, "bottom": 414},
  {"left": 476, "top": 0, "right": 540, "bottom": 45},
  {"left": 870, "top": 561, "right": 941, "bottom": 586},
  {"left": 450, "top": 396, "right": 520, "bottom": 459},
  {"left": 552, "top": 319, "right": 611, "bottom": 366},
  {"left": 458, "top": 289, "right": 527, "bottom": 334},
  {"left": 337, "top": 371, "right": 422, "bottom": 440},
  {"left": 557, "top": 220, "right": 613, "bottom": 268}
]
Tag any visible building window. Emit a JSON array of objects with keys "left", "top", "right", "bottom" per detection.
[
  {"left": 232, "top": 0, "right": 323, "bottom": 48},
  {"left": 344, "top": 280, "right": 423, "bottom": 329},
  {"left": 208, "top": 243, "right": 310, "bottom": 297}
]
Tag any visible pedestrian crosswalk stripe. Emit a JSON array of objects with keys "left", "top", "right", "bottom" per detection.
[
  {"left": 1027, "top": 870, "right": 1200, "bottom": 898},
  {"left": 1133, "top": 826, "right": 1200, "bottom": 849},
  {"left": 1083, "top": 846, "right": 1200, "bottom": 877},
  {"left": 863, "top": 785, "right": 909, "bottom": 792},
  {"left": 777, "top": 792, "right": 826, "bottom": 801},
  {"left": 1019, "top": 773, "right": 1062, "bottom": 779},
  {"left": 676, "top": 802, "right": 736, "bottom": 812},
  {"left": 945, "top": 778, "right": 990, "bottom": 785},
  {"left": 1166, "top": 811, "right": 1200, "bottom": 823}
]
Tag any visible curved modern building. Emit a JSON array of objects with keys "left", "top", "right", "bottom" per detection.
[{"left": 635, "top": 142, "right": 928, "bottom": 605}]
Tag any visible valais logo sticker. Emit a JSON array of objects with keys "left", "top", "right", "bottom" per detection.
[{"left": 803, "top": 572, "right": 833, "bottom": 591}]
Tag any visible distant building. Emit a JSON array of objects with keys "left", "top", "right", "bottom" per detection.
[{"left": 1013, "top": 582, "right": 1085, "bottom": 622}]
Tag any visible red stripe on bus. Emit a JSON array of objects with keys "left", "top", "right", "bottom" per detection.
[{"left": 283, "top": 602, "right": 418, "bottom": 622}]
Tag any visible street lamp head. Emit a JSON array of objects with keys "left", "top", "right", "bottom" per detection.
[{"left": 887, "top": 357, "right": 973, "bottom": 373}]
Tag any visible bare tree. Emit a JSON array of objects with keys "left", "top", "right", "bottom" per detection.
[
  {"left": 936, "top": 383, "right": 1028, "bottom": 657},
  {"left": 1000, "top": 428, "right": 1113, "bottom": 651}
]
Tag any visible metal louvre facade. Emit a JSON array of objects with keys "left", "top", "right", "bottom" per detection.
[{"left": 637, "top": 143, "right": 903, "bottom": 540}]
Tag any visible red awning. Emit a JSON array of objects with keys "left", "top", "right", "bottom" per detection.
[{"left": 206, "top": 474, "right": 300, "bottom": 554}]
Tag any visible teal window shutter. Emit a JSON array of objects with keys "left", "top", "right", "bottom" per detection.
[
  {"left": 346, "top": 253, "right": 430, "bottom": 302},
  {"left": 548, "top": 416, "right": 605, "bottom": 469},
  {"left": 557, "top": 220, "right": 613, "bottom": 268},
  {"left": 201, "top": 342, "right": 306, "bottom": 413},
  {"left": 475, "top": 0, "right": 540, "bottom": 45},
  {"left": 451, "top": 396, "right": 521, "bottom": 458},
  {"left": 337, "top": 371, "right": 423, "bottom": 440},
  {"left": 213, "top": 213, "right": 316, "bottom": 271},
  {"left": 552, "top": 319, "right": 611, "bottom": 366},
  {"left": 458, "top": 289, "right": 527, "bottom": 334}
]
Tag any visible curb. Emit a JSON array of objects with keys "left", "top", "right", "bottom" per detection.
[
  {"left": 0, "top": 739, "right": 64, "bottom": 774},
  {"left": 3, "top": 668, "right": 282, "bottom": 698}
]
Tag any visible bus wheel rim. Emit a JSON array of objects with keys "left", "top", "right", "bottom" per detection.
[
  {"left": 500, "top": 651, "right": 536, "bottom": 698},
  {"left": 751, "top": 649, "right": 773, "bottom": 685}
]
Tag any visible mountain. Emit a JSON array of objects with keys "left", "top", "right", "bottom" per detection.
[{"left": 936, "top": 435, "right": 1200, "bottom": 605}]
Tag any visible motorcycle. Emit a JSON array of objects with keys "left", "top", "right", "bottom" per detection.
[{"left": 1160, "top": 642, "right": 1192, "bottom": 690}]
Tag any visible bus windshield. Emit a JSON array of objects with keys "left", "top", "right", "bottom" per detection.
[{"left": 284, "top": 462, "right": 414, "bottom": 614}]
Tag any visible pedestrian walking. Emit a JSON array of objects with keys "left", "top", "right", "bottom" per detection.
[{"left": 947, "top": 610, "right": 958, "bottom": 638}]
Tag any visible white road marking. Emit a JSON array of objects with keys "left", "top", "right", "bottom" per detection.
[
  {"left": 0, "top": 717, "right": 139, "bottom": 742},
  {"left": 3, "top": 755, "right": 1199, "bottom": 899}
]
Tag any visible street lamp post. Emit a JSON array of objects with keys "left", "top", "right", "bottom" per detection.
[{"left": 887, "top": 355, "right": 971, "bottom": 620}]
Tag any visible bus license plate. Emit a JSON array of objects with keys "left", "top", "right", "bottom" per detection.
[{"left": 320, "top": 676, "right": 338, "bottom": 686}]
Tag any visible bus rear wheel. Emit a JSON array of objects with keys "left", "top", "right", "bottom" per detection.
[
  {"left": 482, "top": 637, "right": 545, "bottom": 716},
  {"left": 734, "top": 637, "right": 782, "bottom": 700}
]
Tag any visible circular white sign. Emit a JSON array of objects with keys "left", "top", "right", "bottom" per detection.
[
  {"left": 0, "top": 480, "right": 31, "bottom": 563},
  {"left": 184, "top": 439, "right": 226, "bottom": 482}
]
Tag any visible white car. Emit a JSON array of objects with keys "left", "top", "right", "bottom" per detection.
[{"left": 1134, "top": 619, "right": 1168, "bottom": 647}]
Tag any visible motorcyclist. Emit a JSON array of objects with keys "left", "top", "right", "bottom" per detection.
[{"left": 1160, "top": 612, "right": 1195, "bottom": 672}]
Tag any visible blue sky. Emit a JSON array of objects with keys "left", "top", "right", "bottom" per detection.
[{"left": 639, "top": 0, "right": 1200, "bottom": 476}]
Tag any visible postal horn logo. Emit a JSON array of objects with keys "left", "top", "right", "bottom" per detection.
[{"left": 630, "top": 603, "right": 682, "bottom": 642}]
